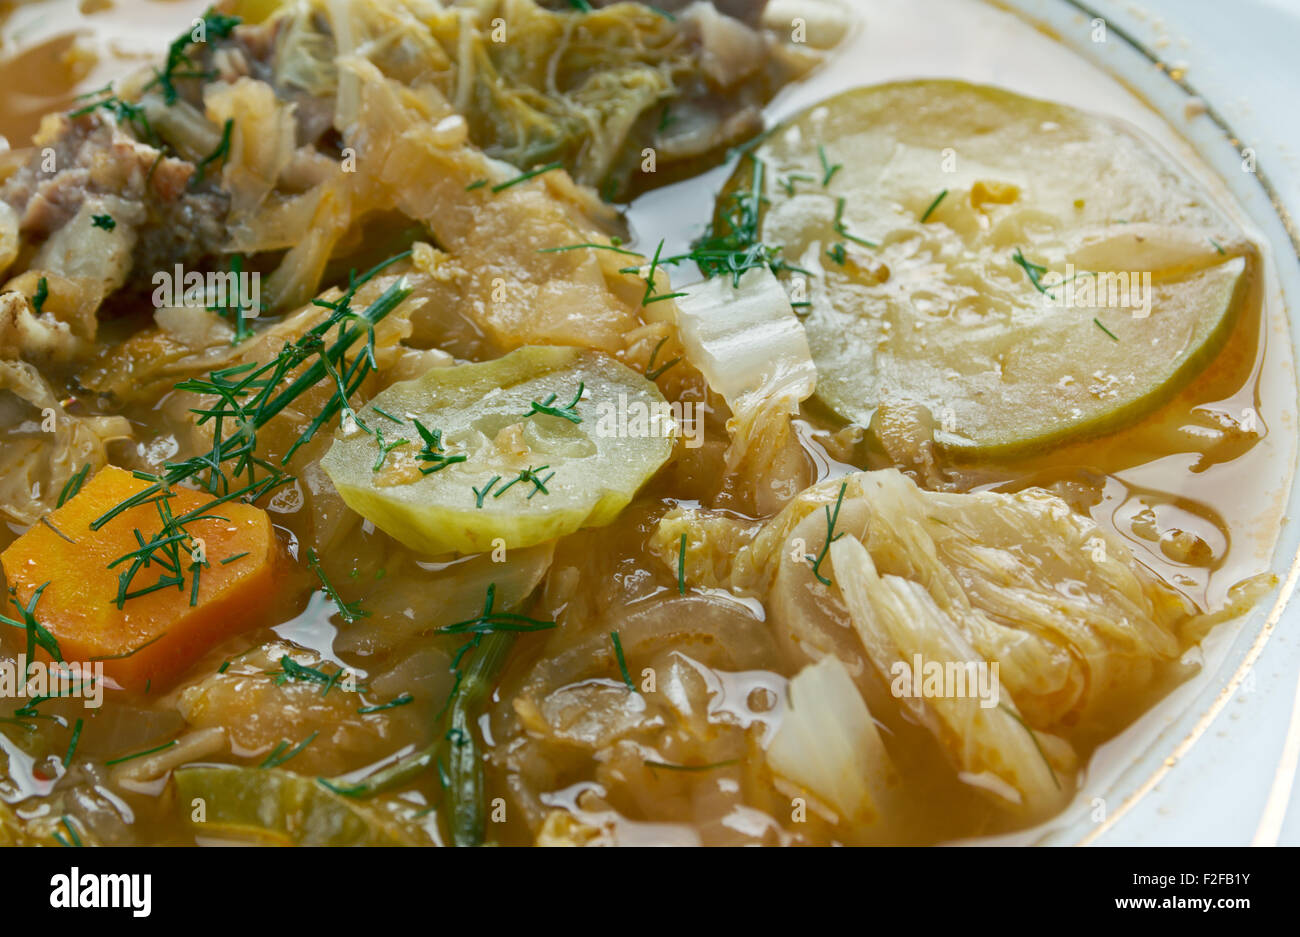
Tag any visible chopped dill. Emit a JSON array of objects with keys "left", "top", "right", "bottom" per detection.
[
  {"left": 833, "top": 197, "right": 877, "bottom": 248},
  {"left": 147, "top": 7, "right": 241, "bottom": 105},
  {"left": 371, "top": 406, "right": 405, "bottom": 425},
  {"left": 522, "top": 383, "right": 584, "bottom": 424},
  {"left": 357, "top": 693, "right": 414, "bottom": 714},
  {"left": 1093, "top": 318, "right": 1120, "bottom": 342},
  {"left": 920, "top": 189, "right": 949, "bottom": 223},
  {"left": 645, "top": 336, "right": 681, "bottom": 381},
  {"left": 0, "top": 581, "right": 62, "bottom": 664},
  {"left": 645, "top": 759, "right": 739, "bottom": 772},
  {"left": 32, "top": 277, "right": 49, "bottom": 314},
  {"left": 677, "top": 533, "right": 687, "bottom": 595},
  {"left": 55, "top": 816, "right": 83, "bottom": 847},
  {"left": 219, "top": 551, "right": 249, "bottom": 565},
  {"left": 473, "top": 476, "right": 501, "bottom": 508},
  {"left": 191, "top": 117, "right": 233, "bottom": 187},
  {"left": 826, "top": 243, "right": 847, "bottom": 265},
  {"left": 67, "top": 87, "right": 155, "bottom": 143},
  {"left": 537, "top": 242, "right": 642, "bottom": 259},
  {"left": 806, "top": 480, "right": 848, "bottom": 586},
  {"left": 610, "top": 631, "right": 636, "bottom": 692},
  {"left": 259, "top": 731, "right": 318, "bottom": 770},
  {"left": 307, "top": 547, "right": 367, "bottom": 623},
  {"left": 1209, "top": 237, "right": 1226, "bottom": 255},
  {"left": 465, "top": 179, "right": 488, "bottom": 191},
  {"left": 491, "top": 161, "right": 564, "bottom": 193},
  {"left": 105, "top": 738, "right": 178, "bottom": 766},
  {"left": 818, "top": 145, "right": 842, "bottom": 186},
  {"left": 63, "top": 718, "right": 83, "bottom": 767},
  {"left": 410, "top": 418, "right": 467, "bottom": 475},
  {"left": 436, "top": 583, "right": 556, "bottom": 636},
  {"left": 371, "top": 428, "right": 410, "bottom": 472},
  {"left": 1011, "top": 247, "right": 1053, "bottom": 296},
  {"left": 90, "top": 214, "right": 116, "bottom": 231},
  {"left": 56, "top": 465, "right": 90, "bottom": 508}
]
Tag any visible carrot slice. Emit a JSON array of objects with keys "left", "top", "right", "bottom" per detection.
[{"left": 1, "top": 466, "right": 277, "bottom": 692}]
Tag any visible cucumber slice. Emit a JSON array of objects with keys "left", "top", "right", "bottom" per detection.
[
  {"left": 321, "top": 346, "right": 674, "bottom": 556},
  {"left": 729, "top": 80, "right": 1255, "bottom": 456}
]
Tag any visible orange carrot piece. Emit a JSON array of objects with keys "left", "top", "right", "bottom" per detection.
[{"left": 1, "top": 466, "right": 277, "bottom": 692}]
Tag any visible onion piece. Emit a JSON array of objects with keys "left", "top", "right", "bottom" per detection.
[{"left": 766, "top": 654, "right": 898, "bottom": 829}]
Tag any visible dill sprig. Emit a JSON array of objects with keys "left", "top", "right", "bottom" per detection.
[
  {"left": 105, "top": 738, "right": 178, "bottom": 766},
  {"left": 92, "top": 252, "right": 412, "bottom": 606},
  {"left": 644, "top": 336, "right": 681, "bottom": 381},
  {"left": 682, "top": 156, "right": 809, "bottom": 286},
  {"left": 146, "top": 7, "right": 241, "bottom": 105},
  {"left": 1093, "top": 318, "right": 1120, "bottom": 342},
  {"left": 491, "top": 161, "right": 564, "bottom": 193},
  {"left": 259, "top": 731, "right": 318, "bottom": 769},
  {"left": 645, "top": 758, "right": 739, "bottom": 772},
  {"left": 63, "top": 718, "right": 84, "bottom": 767},
  {"left": 920, "top": 189, "right": 949, "bottom": 223},
  {"left": 610, "top": 631, "right": 636, "bottom": 692},
  {"left": 357, "top": 694, "right": 413, "bottom": 715},
  {"left": 473, "top": 476, "right": 501, "bottom": 508},
  {"left": 307, "top": 548, "right": 366, "bottom": 623},
  {"left": 806, "top": 481, "right": 848, "bottom": 587},
  {"left": 371, "top": 428, "right": 409, "bottom": 472},
  {"left": 435, "top": 583, "right": 556, "bottom": 636},
  {"left": 0, "top": 582, "right": 62, "bottom": 664},
  {"left": 677, "top": 533, "right": 687, "bottom": 595},
  {"left": 207, "top": 254, "right": 259, "bottom": 343},
  {"left": 32, "top": 277, "right": 49, "bottom": 314},
  {"left": 270, "top": 653, "right": 354, "bottom": 696},
  {"left": 537, "top": 241, "right": 641, "bottom": 259},
  {"left": 493, "top": 465, "right": 554, "bottom": 500},
  {"left": 53, "top": 816, "right": 83, "bottom": 847},
  {"left": 522, "top": 384, "right": 584, "bottom": 424},
  {"left": 833, "top": 197, "right": 877, "bottom": 248},
  {"left": 56, "top": 465, "right": 90, "bottom": 508},
  {"left": 191, "top": 117, "right": 233, "bottom": 187},
  {"left": 67, "top": 87, "right": 156, "bottom": 143},
  {"left": 818, "top": 145, "right": 842, "bottom": 186},
  {"left": 1011, "top": 248, "right": 1053, "bottom": 296}
]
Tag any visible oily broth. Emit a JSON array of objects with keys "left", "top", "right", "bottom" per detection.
[{"left": 0, "top": 0, "right": 1292, "bottom": 845}]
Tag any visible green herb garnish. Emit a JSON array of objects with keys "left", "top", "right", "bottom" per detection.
[
  {"left": 307, "top": 548, "right": 366, "bottom": 623},
  {"left": 806, "top": 481, "right": 848, "bottom": 586},
  {"left": 259, "top": 731, "right": 318, "bottom": 769},
  {"left": 105, "top": 738, "right": 178, "bottom": 766},
  {"left": 32, "top": 276, "right": 49, "bottom": 314},
  {"left": 357, "top": 694, "right": 414, "bottom": 715},
  {"left": 191, "top": 117, "right": 233, "bottom": 187},
  {"left": 1093, "top": 318, "right": 1120, "bottom": 341},
  {"left": 818, "top": 145, "right": 841, "bottom": 186},
  {"left": 491, "top": 161, "right": 564, "bottom": 193},
  {"left": 920, "top": 189, "right": 949, "bottom": 222},
  {"left": 1011, "top": 247, "right": 1053, "bottom": 296},
  {"left": 56, "top": 465, "right": 90, "bottom": 508},
  {"left": 610, "top": 631, "right": 636, "bottom": 692},
  {"left": 522, "top": 384, "right": 584, "bottom": 424}
]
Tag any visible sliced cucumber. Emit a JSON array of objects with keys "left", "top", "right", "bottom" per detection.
[
  {"left": 321, "top": 346, "right": 674, "bottom": 556},
  {"left": 729, "top": 80, "right": 1255, "bottom": 456}
]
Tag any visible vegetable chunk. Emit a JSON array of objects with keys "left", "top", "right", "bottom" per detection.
[
  {"left": 1, "top": 466, "right": 277, "bottom": 692},
  {"left": 728, "top": 80, "right": 1256, "bottom": 455},
  {"left": 321, "top": 346, "right": 675, "bottom": 556}
]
